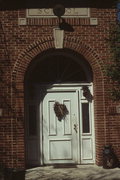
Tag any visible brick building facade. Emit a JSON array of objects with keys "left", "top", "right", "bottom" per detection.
[{"left": 0, "top": 1, "right": 120, "bottom": 169}]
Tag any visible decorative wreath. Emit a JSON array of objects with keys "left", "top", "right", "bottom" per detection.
[{"left": 54, "top": 101, "right": 69, "bottom": 121}]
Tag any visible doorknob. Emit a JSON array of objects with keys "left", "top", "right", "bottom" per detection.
[{"left": 74, "top": 124, "right": 78, "bottom": 133}]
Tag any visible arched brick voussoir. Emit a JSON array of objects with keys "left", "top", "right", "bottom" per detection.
[
  {"left": 12, "top": 35, "right": 104, "bottom": 83},
  {"left": 12, "top": 36, "right": 55, "bottom": 82},
  {"left": 64, "top": 36, "right": 104, "bottom": 79}
]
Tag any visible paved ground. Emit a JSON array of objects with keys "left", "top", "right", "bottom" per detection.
[{"left": 25, "top": 165, "right": 120, "bottom": 180}]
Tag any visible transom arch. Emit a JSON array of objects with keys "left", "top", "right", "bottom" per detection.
[
  {"left": 12, "top": 35, "right": 103, "bottom": 83},
  {"left": 25, "top": 48, "right": 93, "bottom": 84}
]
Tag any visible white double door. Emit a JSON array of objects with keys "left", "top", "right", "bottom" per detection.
[{"left": 42, "top": 86, "right": 95, "bottom": 164}]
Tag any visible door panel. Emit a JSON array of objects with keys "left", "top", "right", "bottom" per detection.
[
  {"left": 43, "top": 90, "right": 79, "bottom": 164},
  {"left": 49, "top": 139, "right": 72, "bottom": 160},
  {"left": 63, "top": 100, "right": 72, "bottom": 135},
  {"left": 81, "top": 138, "right": 93, "bottom": 160},
  {"left": 48, "top": 100, "right": 57, "bottom": 136}
]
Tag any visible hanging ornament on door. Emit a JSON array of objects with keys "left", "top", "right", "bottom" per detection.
[{"left": 54, "top": 101, "right": 69, "bottom": 121}]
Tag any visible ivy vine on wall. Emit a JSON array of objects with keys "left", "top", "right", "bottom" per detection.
[{"left": 106, "top": 1, "right": 120, "bottom": 101}]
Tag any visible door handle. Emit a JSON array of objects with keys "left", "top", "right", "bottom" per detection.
[{"left": 74, "top": 124, "right": 78, "bottom": 133}]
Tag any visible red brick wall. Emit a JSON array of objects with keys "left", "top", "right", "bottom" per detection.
[{"left": 0, "top": 7, "right": 120, "bottom": 168}]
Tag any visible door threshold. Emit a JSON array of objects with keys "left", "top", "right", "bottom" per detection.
[{"left": 53, "top": 164, "right": 78, "bottom": 168}]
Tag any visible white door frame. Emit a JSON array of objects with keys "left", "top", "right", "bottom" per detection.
[{"left": 39, "top": 83, "right": 95, "bottom": 165}]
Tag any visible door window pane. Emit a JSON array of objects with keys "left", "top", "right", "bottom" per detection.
[
  {"left": 82, "top": 103, "right": 90, "bottom": 133},
  {"left": 29, "top": 105, "right": 37, "bottom": 136}
]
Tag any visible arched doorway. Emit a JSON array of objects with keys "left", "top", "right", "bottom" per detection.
[{"left": 25, "top": 49, "right": 95, "bottom": 167}]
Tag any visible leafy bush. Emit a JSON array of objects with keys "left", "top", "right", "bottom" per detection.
[{"left": 106, "top": 21, "right": 120, "bottom": 101}]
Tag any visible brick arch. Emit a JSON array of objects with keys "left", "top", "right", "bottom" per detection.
[
  {"left": 12, "top": 36, "right": 54, "bottom": 82},
  {"left": 64, "top": 36, "right": 104, "bottom": 79},
  {"left": 12, "top": 35, "right": 103, "bottom": 82}
]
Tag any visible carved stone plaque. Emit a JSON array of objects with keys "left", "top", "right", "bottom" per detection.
[{"left": 27, "top": 8, "right": 90, "bottom": 18}]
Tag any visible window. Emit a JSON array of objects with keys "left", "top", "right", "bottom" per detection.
[{"left": 82, "top": 103, "right": 90, "bottom": 133}]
